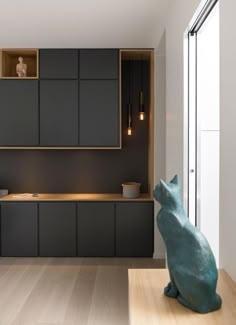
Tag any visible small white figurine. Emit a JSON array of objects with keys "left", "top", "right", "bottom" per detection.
[{"left": 16, "top": 56, "right": 27, "bottom": 77}]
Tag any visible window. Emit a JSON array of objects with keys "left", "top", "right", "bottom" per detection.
[{"left": 186, "top": 0, "right": 219, "bottom": 264}]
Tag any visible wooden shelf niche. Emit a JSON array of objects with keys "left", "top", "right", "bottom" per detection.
[
  {"left": 1, "top": 49, "right": 38, "bottom": 79},
  {"left": 120, "top": 49, "right": 154, "bottom": 198}
]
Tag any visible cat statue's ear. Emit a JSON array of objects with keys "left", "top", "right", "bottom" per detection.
[
  {"left": 170, "top": 175, "right": 179, "bottom": 185},
  {"left": 160, "top": 179, "right": 169, "bottom": 191}
]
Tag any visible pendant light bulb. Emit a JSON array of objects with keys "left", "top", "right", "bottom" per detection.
[
  {"left": 128, "top": 127, "right": 132, "bottom": 136},
  {"left": 139, "top": 111, "right": 145, "bottom": 121},
  {"left": 139, "top": 91, "right": 145, "bottom": 121}
]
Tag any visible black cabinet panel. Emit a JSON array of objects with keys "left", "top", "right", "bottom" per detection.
[
  {"left": 40, "top": 49, "right": 78, "bottom": 79},
  {"left": 80, "top": 49, "right": 118, "bottom": 79},
  {"left": 39, "top": 202, "right": 76, "bottom": 256},
  {"left": 80, "top": 80, "right": 119, "bottom": 146},
  {"left": 77, "top": 202, "right": 114, "bottom": 256},
  {"left": 1, "top": 203, "right": 38, "bottom": 256},
  {"left": 0, "top": 80, "right": 39, "bottom": 146},
  {"left": 40, "top": 80, "right": 78, "bottom": 146},
  {"left": 116, "top": 202, "right": 153, "bottom": 257},
  {"left": 0, "top": 200, "right": 154, "bottom": 258}
]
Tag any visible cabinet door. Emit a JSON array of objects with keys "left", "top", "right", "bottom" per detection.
[
  {"left": 40, "top": 80, "right": 78, "bottom": 146},
  {"left": 79, "top": 80, "right": 119, "bottom": 146},
  {"left": 39, "top": 202, "right": 76, "bottom": 256},
  {"left": 80, "top": 49, "right": 118, "bottom": 79},
  {"left": 116, "top": 202, "right": 153, "bottom": 257},
  {"left": 40, "top": 49, "right": 78, "bottom": 79},
  {"left": 1, "top": 203, "right": 38, "bottom": 256},
  {"left": 77, "top": 202, "right": 114, "bottom": 256},
  {"left": 0, "top": 80, "right": 39, "bottom": 146}
]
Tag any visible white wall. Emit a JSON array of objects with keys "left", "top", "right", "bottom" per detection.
[
  {"left": 220, "top": 0, "right": 236, "bottom": 281},
  {"left": 165, "top": 0, "right": 200, "bottom": 187},
  {"left": 154, "top": 0, "right": 201, "bottom": 259},
  {"left": 154, "top": 32, "right": 166, "bottom": 258},
  {"left": 0, "top": 0, "right": 169, "bottom": 49},
  {"left": 200, "top": 132, "right": 219, "bottom": 265},
  {"left": 159, "top": 0, "right": 236, "bottom": 281}
]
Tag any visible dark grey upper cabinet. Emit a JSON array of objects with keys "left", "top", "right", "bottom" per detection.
[
  {"left": 80, "top": 50, "right": 118, "bottom": 79},
  {"left": 1, "top": 203, "right": 38, "bottom": 256},
  {"left": 77, "top": 202, "right": 115, "bottom": 257},
  {"left": 0, "top": 80, "right": 38, "bottom": 146},
  {"left": 40, "top": 49, "right": 78, "bottom": 79},
  {"left": 116, "top": 202, "right": 154, "bottom": 257},
  {"left": 39, "top": 202, "right": 76, "bottom": 257},
  {"left": 0, "top": 49, "right": 120, "bottom": 148},
  {"left": 40, "top": 80, "right": 78, "bottom": 146},
  {"left": 79, "top": 80, "right": 119, "bottom": 146}
]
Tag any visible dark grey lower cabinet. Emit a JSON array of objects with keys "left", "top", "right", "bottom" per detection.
[
  {"left": 77, "top": 202, "right": 114, "bottom": 256},
  {"left": 1, "top": 203, "right": 38, "bottom": 256},
  {"left": 116, "top": 202, "right": 153, "bottom": 257},
  {"left": 0, "top": 200, "right": 153, "bottom": 257},
  {"left": 39, "top": 202, "right": 76, "bottom": 256}
]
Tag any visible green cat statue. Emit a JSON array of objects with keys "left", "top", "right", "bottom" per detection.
[{"left": 154, "top": 175, "right": 222, "bottom": 313}]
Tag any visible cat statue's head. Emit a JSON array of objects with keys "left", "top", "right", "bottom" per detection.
[{"left": 154, "top": 175, "right": 182, "bottom": 208}]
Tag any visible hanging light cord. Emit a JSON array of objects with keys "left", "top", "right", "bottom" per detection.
[
  {"left": 127, "top": 61, "right": 132, "bottom": 135},
  {"left": 128, "top": 61, "right": 132, "bottom": 128},
  {"left": 139, "top": 59, "right": 145, "bottom": 120}
]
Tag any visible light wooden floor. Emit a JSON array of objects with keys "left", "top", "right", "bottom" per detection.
[
  {"left": 0, "top": 257, "right": 165, "bottom": 325},
  {"left": 129, "top": 269, "right": 236, "bottom": 325}
]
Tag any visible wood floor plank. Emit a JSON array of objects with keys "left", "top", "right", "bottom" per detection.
[
  {"left": 87, "top": 266, "right": 128, "bottom": 325},
  {"left": 11, "top": 259, "right": 75, "bottom": 325},
  {"left": 0, "top": 260, "right": 47, "bottom": 325},
  {"left": 38, "top": 265, "right": 79, "bottom": 323},
  {"left": 63, "top": 266, "right": 98, "bottom": 325},
  {"left": 0, "top": 260, "right": 30, "bottom": 307},
  {"left": 0, "top": 257, "right": 163, "bottom": 325}
]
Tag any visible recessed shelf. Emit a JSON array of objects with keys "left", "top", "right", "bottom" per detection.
[
  {"left": 120, "top": 49, "right": 154, "bottom": 196},
  {"left": 1, "top": 49, "right": 38, "bottom": 79}
]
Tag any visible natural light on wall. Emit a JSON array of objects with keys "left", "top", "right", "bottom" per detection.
[
  {"left": 197, "top": 2, "right": 219, "bottom": 266},
  {"left": 187, "top": 1, "right": 219, "bottom": 266}
]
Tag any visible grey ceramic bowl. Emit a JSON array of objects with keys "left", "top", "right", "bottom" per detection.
[
  {"left": 0, "top": 189, "right": 8, "bottom": 196},
  {"left": 122, "top": 182, "right": 141, "bottom": 198}
]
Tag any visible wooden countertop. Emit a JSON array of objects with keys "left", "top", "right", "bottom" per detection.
[
  {"left": 0, "top": 193, "right": 153, "bottom": 202},
  {"left": 128, "top": 269, "right": 236, "bottom": 325}
]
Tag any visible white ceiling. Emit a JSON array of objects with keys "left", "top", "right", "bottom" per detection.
[{"left": 0, "top": 0, "right": 169, "bottom": 48}]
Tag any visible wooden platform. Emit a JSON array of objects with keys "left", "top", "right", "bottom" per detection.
[{"left": 128, "top": 269, "right": 236, "bottom": 325}]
